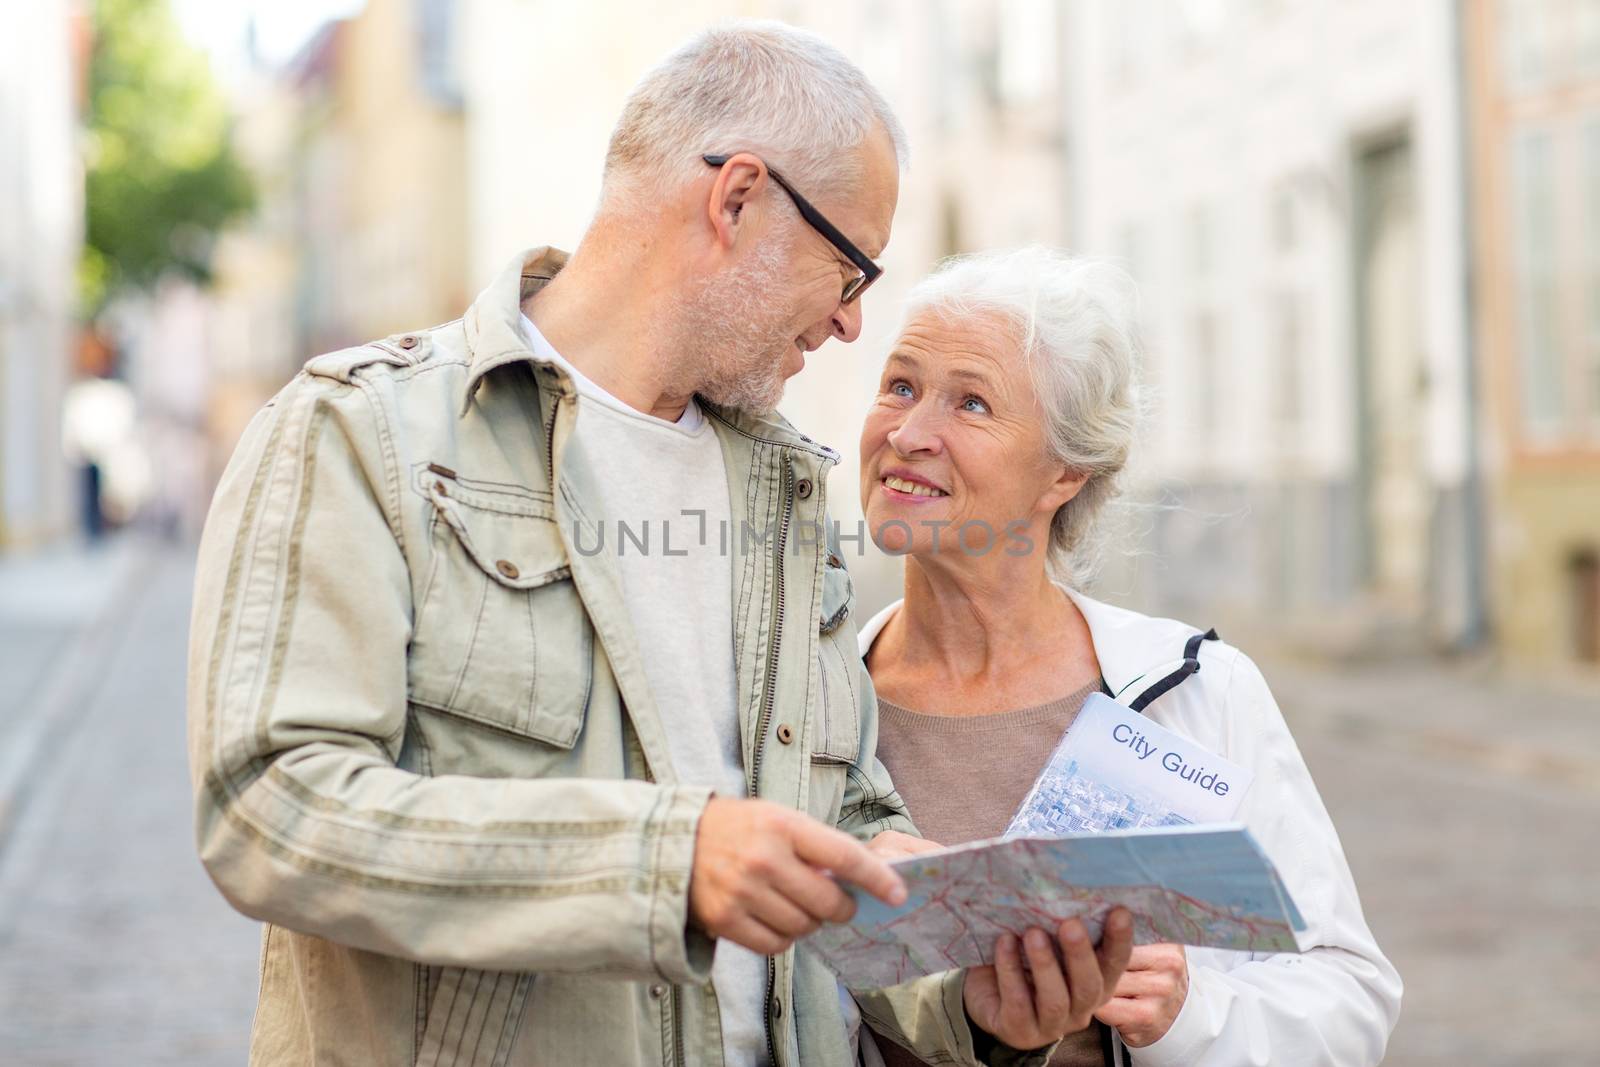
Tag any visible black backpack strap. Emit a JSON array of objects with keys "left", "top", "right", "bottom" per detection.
[{"left": 1126, "top": 628, "right": 1220, "bottom": 714}]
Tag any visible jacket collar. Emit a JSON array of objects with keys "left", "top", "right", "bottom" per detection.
[
  {"left": 460, "top": 246, "right": 837, "bottom": 459},
  {"left": 857, "top": 587, "right": 1199, "bottom": 700},
  {"left": 461, "top": 246, "right": 570, "bottom": 416}
]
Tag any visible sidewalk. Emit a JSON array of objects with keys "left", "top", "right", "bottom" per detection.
[
  {"left": 1255, "top": 651, "right": 1600, "bottom": 1067},
  {"left": 0, "top": 541, "right": 260, "bottom": 1064},
  {"left": 0, "top": 533, "right": 156, "bottom": 841},
  {"left": 1262, "top": 650, "right": 1599, "bottom": 795}
]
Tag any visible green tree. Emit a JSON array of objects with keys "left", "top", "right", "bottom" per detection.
[{"left": 81, "top": 0, "right": 254, "bottom": 314}]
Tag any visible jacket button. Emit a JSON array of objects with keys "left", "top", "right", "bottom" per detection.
[
  {"left": 496, "top": 560, "right": 520, "bottom": 580},
  {"left": 649, "top": 983, "right": 666, "bottom": 999},
  {"left": 776, "top": 723, "right": 794, "bottom": 745},
  {"left": 398, "top": 335, "right": 420, "bottom": 350},
  {"left": 771, "top": 995, "right": 783, "bottom": 1018},
  {"left": 795, "top": 478, "right": 813, "bottom": 500},
  {"left": 827, "top": 553, "right": 843, "bottom": 569}
]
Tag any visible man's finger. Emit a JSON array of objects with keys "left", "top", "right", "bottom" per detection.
[
  {"left": 867, "top": 830, "right": 943, "bottom": 861},
  {"left": 1021, "top": 927, "right": 1071, "bottom": 1026},
  {"left": 747, "top": 886, "right": 823, "bottom": 940},
  {"left": 1097, "top": 908, "right": 1135, "bottom": 987},
  {"left": 993, "top": 934, "right": 1036, "bottom": 1031},
  {"left": 720, "top": 913, "right": 792, "bottom": 957},
  {"left": 789, "top": 818, "right": 907, "bottom": 907},
  {"left": 1057, "top": 920, "right": 1105, "bottom": 1023},
  {"left": 965, "top": 963, "right": 999, "bottom": 1008},
  {"left": 766, "top": 856, "right": 858, "bottom": 925}
]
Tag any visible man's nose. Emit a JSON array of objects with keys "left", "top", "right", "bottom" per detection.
[{"left": 830, "top": 298, "right": 863, "bottom": 344}]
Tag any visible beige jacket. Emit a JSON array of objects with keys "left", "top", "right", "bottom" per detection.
[{"left": 187, "top": 248, "right": 1023, "bottom": 1067}]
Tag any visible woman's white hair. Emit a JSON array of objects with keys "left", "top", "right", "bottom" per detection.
[
  {"left": 904, "top": 247, "right": 1144, "bottom": 588},
  {"left": 603, "top": 21, "right": 907, "bottom": 204}
]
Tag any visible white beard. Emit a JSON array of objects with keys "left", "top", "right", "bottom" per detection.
[{"left": 673, "top": 240, "right": 795, "bottom": 414}]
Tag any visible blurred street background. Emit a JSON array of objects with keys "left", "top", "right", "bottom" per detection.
[{"left": 1, "top": 1, "right": 1596, "bottom": 1064}]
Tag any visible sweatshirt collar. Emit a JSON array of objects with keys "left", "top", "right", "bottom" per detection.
[{"left": 857, "top": 587, "right": 1198, "bottom": 701}]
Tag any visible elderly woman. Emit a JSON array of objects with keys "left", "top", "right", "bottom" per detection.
[{"left": 852, "top": 248, "right": 1401, "bottom": 1067}]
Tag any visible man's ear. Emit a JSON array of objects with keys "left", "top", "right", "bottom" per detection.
[{"left": 706, "top": 153, "right": 768, "bottom": 250}]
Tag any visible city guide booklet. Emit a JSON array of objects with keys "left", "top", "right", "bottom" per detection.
[{"left": 808, "top": 693, "right": 1307, "bottom": 990}]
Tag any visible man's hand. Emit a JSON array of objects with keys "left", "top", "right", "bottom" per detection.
[
  {"left": 865, "top": 829, "right": 943, "bottom": 862},
  {"left": 1093, "top": 943, "right": 1189, "bottom": 1048},
  {"left": 689, "top": 796, "right": 908, "bottom": 956},
  {"left": 963, "top": 909, "right": 1134, "bottom": 1053}
]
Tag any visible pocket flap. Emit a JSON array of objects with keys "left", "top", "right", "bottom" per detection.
[
  {"left": 428, "top": 480, "right": 570, "bottom": 590},
  {"left": 819, "top": 555, "right": 853, "bottom": 635}
]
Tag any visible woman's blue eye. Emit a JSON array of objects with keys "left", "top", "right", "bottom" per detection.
[{"left": 961, "top": 396, "right": 989, "bottom": 414}]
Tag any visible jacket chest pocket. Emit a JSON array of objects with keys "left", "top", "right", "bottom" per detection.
[
  {"left": 812, "top": 557, "right": 861, "bottom": 764},
  {"left": 409, "top": 477, "right": 592, "bottom": 747}
]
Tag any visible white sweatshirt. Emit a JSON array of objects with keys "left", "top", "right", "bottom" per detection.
[{"left": 856, "top": 590, "right": 1402, "bottom": 1067}]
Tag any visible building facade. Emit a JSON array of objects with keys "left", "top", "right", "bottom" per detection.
[
  {"left": 1464, "top": 0, "right": 1600, "bottom": 667},
  {"left": 0, "top": 0, "right": 86, "bottom": 548},
  {"left": 1067, "top": 0, "right": 1481, "bottom": 655},
  {"left": 204, "top": 0, "right": 469, "bottom": 485}
]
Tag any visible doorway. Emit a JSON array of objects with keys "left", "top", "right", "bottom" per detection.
[{"left": 1353, "top": 134, "right": 1429, "bottom": 620}]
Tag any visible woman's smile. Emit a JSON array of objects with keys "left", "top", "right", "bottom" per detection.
[{"left": 879, "top": 470, "right": 949, "bottom": 501}]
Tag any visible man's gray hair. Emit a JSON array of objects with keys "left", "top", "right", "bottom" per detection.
[
  {"left": 903, "top": 247, "right": 1144, "bottom": 588},
  {"left": 604, "top": 21, "right": 908, "bottom": 203}
]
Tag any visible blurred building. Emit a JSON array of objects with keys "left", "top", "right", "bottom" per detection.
[
  {"left": 204, "top": 0, "right": 468, "bottom": 482},
  {"left": 461, "top": 0, "right": 1070, "bottom": 610},
  {"left": 1463, "top": 0, "right": 1600, "bottom": 667},
  {"left": 0, "top": 0, "right": 86, "bottom": 548},
  {"left": 1068, "top": 0, "right": 1482, "bottom": 656}
]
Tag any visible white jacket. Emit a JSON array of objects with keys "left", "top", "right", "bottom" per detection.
[{"left": 857, "top": 590, "right": 1402, "bottom": 1067}]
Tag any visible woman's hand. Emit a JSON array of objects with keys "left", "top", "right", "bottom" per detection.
[
  {"left": 1093, "top": 943, "right": 1189, "bottom": 1047},
  {"left": 963, "top": 909, "right": 1134, "bottom": 1052},
  {"left": 866, "top": 830, "right": 943, "bottom": 862}
]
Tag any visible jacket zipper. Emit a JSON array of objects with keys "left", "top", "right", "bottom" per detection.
[
  {"left": 752, "top": 458, "right": 795, "bottom": 1067},
  {"left": 671, "top": 986, "right": 686, "bottom": 1067},
  {"left": 545, "top": 390, "right": 560, "bottom": 486}
]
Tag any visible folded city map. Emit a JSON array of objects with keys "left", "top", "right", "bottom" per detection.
[
  {"left": 808, "top": 824, "right": 1307, "bottom": 990},
  {"left": 809, "top": 694, "right": 1304, "bottom": 990}
]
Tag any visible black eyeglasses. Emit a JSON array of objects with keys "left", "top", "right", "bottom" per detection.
[{"left": 703, "top": 153, "right": 883, "bottom": 304}]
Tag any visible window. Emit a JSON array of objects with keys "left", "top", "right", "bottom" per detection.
[
  {"left": 1271, "top": 186, "right": 1298, "bottom": 255},
  {"left": 1267, "top": 183, "right": 1309, "bottom": 441},
  {"left": 998, "top": 0, "right": 1058, "bottom": 108},
  {"left": 1117, "top": 221, "right": 1145, "bottom": 284},
  {"left": 1510, "top": 130, "right": 1564, "bottom": 436},
  {"left": 1193, "top": 311, "right": 1220, "bottom": 439},
  {"left": 1503, "top": 0, "right": 1560, "bottom": 90},
  {"left": 1503, "top": 0, "right": 1600, "bottom": 88},
  {"left": 1187, "top": 202, "right": 1215, "bottom": 278},
  {"left": 1272, "top": 290, "right": 1304, "bottom": 428},
  {"left": 1176, "top": 0, "right": 1228, "bottom": 54},
  {"left": 1586, "top": 119, "right": 1600, "bottom": 429},
  {"left": 1183, "top": 202, "right": 1224, "bottom": 451},
  {"left": 1581, "top": 0, "right": 1600, "bottom": 75}
]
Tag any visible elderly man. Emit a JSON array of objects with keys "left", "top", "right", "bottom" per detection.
[{"left": 188, "top": 22, "right": 1122, "bottom": 1067}]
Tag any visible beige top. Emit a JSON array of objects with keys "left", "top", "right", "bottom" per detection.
[{"left": 871, "top": 684, "right": 1110, "bottom": 1067}]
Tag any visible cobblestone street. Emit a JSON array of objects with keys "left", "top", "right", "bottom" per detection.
[
  {"left": 0, "top": 540, "right": 1594, "bottom": 1064},
  {"left": 1261, "top": 655, "right": 1600, "bottom": 1066},
  {"left": 0, "top": 541, "right": 258, "bottom": 1064}
]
